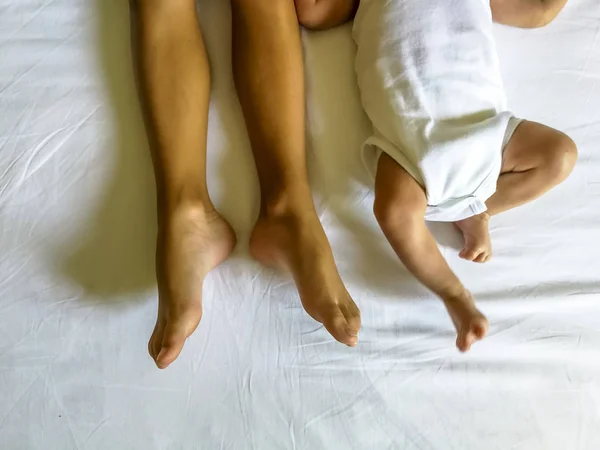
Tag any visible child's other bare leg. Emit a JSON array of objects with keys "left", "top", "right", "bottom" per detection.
[
  {"left": 491, "top": 0, "right": 568, "bottom": 28},
  {"left": 488, "top": 121, "right": 577, "bottom": 215},
  {"left": 374, "top": 155, "right": 488, "bottom": 352},
  {"left": 133, "top": 0, "right": 236, "bottom": 369},
  {"left": 231, "top": 0, "right": 360, "bottom": 346},
  {"left": 456, "top": 121, "right": 577, "bottom": 263}
]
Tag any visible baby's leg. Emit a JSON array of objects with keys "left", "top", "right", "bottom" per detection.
[
  {"left": 456, "top": 121, "right": 577, "bottom": 262},
  {"left": 374, "top": 154, "right": 489, "bottom": 352},
  {"left": 489, "top": 121, "right": 577, "bottom": 215}
]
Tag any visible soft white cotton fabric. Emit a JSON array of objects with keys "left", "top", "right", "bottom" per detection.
[{"left": 354, "top": 0, "right": 517, "bottom": 221}]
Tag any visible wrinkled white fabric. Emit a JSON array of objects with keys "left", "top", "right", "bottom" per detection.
[{"left": 354, "top": 0, "right": 516, "bottom": 221}]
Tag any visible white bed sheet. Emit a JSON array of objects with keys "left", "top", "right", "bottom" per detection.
[{"left": 1, "top": 1, "right": 600, "bottom": 449}]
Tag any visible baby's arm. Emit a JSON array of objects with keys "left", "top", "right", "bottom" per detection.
[
  {"left": 294, "top": 0, "right": 359, "bottom": 30},
  {"left": 491, "top": 0, "right": 568, "bottom": 28}
]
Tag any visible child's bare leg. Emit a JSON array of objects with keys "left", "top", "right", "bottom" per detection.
[
  {"left": 133, "top": 0, "right": 236, "bottom": 369},
  {"left": 374, "top": 155, "right": 489, "bottom": 352},
  {"left": 491, "top": 0, "right": 568, "bottom": 28},
  {"left": 231, "top": 0, "right": 360, "bottom": 346},
  {"left": 456, "top": 121, "right": 577, "bottom": 263}
]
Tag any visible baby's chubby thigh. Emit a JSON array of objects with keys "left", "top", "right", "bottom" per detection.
[{"left": 373, "top": 151, "right": 427, "bottom": 231}]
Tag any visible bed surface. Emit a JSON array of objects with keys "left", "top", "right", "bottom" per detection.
[{"left": 1, "top": 1, "right": 600, "bottom": 449}]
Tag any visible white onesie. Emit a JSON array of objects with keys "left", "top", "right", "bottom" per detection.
[{"left": 353, "top": 0, "right": 522, "bottom": 222}]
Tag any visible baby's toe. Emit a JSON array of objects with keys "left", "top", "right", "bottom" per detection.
[
  {"left": 474, "top": 252, "right": 487, "bottom": 263},
  {"left": 459, "top": 248, "right": 473, "bottom": 260},
  {"left": 456, "top": 330, "right": 472, "bottom": 352},
  {"left": 471, "top": 317, "right": 489, "bottom": 339},
  {"left": 457, "top": 321, "right": 489, "bottom": 353},
  {"left": 459, "top": 247, "right": 479, "bottom": 261}
]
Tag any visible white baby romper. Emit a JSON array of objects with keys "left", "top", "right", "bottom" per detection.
[{"left": 353, "top": 0, "right": 522, "bottom": 222}]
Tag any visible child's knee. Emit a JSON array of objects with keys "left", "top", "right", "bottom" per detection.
[
  {"left": 519, "top": 3, "right": 563, "bottom": 28},
  {"left": 373, "top": 155, "right": 427, "bottom": 231},
  {"left": 373, "top": 190, "right": 425, "bottom": 233},
  {"left": 547, "top": 132, "right": 578, "bottom": 183},
  {"left": 537, "top": 3, "right": 564, "bottom": 28}
]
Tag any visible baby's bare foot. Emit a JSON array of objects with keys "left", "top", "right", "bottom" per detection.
[
  {"left": 250, "top": 211, "right": 361, "bottom": 347},
  {"left": 149, "top": 205, "right": 236, "bottom": 369},
  {"left": 455, "top": 212, "right": 492, "bottom": 263},
  {"left": 443, "top": 290, "right": 489, "bottom": 352}
]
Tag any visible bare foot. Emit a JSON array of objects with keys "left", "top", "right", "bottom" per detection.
[
  {"left": 149, "top": 205, "right": 236, "bottom": 369},
  {"left": 455, "top": 212, "right": 492, "bottom": 263},
  {"left": 443, "top": 290, "right": 489, "bottom": 352},
  {"left": 250, "top": 211, "right": 361, "bottom": 347}
]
